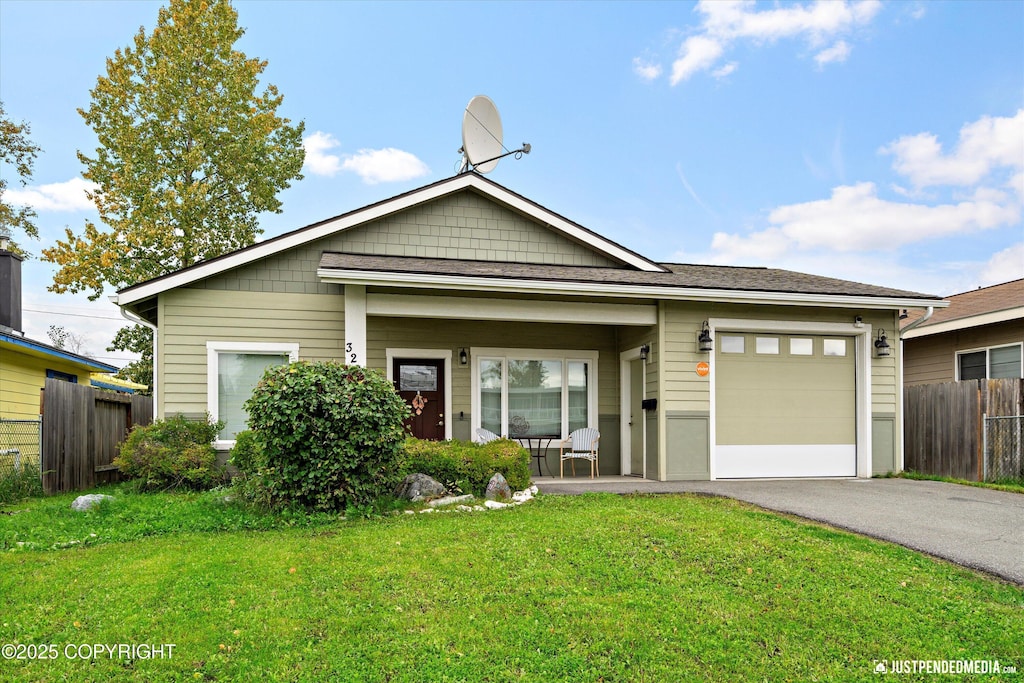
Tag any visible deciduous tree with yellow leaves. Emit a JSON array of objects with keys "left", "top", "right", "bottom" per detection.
[{"left": 43, "top": 0, "right": 305, "bottom": 388}]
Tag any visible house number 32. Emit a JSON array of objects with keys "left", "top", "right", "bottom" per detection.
[{"left": 345, "top": 342, "right": 357, "bottom": 364}]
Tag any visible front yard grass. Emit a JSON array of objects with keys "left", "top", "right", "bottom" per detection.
[{"left": 1, "top": 492, "right": 1021, "bottom": 682}]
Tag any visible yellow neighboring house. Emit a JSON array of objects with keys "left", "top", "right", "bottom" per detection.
[
  {"left": 1, "top": 240, "right": 115, "bottom": 471},
  {"left": 0, "top": 331, "right": 118, "bottom": 420}
]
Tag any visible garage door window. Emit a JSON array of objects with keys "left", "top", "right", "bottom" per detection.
[
  {"left": 756, "top": 337, "right": 779, "bottom": 354},
  {"left": 790, "top": 338, "right": 813, "bottom": 356},
  {"left": 721, "top": 335, "right": 745, "bottom": 354},
  {"left": 823, "top": 339, "right": 847, "bottom": 357}
]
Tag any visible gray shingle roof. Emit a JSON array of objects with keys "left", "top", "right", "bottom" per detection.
[{"left": 319, "top": 252, "right": 940, "bottom": 300}]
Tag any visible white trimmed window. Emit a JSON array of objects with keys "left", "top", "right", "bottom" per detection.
[
  {"left": 207, "top": 342, "right": 299, "bottom": 447},
  {"left": 957, "top": 343, "right": 1023, "bottom": 381},
  {"left": 471, "top": 348, "right": 597, "bottom": 440}
]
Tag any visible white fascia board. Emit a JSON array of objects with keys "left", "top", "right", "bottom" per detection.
[
  {"left": 319, "top": 268, "right": 949, "bottom": 311},
  {"left": 367, "top": 293, "right": 657, "bottom": 325},
  {"left": 116, "top": 174, "right": 662, "bottom": 306},
  {"left": 901, "top": 307, "right": 1024, "bottom": 339}
]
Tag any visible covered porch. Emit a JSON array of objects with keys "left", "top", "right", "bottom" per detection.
[{"left": 334, "top": 282, "right": 662, "bottom": 479}]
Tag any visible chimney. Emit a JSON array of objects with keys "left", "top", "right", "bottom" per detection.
[{"left": 0, "top": 235, "right": 23, "bottom": 334}]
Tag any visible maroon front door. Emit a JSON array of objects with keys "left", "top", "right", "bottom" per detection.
[{"left": 393, "top": 358, "right": 445, "bottom": 440}]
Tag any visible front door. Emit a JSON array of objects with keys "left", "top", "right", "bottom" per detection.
[{"left": 393, "top": 358, "right": 445, "bottom": 440}]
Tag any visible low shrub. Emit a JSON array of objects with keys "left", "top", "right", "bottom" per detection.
[
  {"left": 0, "top": 463, "right": 42, "bottom": 505},
  {"left": 401, "top": 438, "right": 531, "bottom": 496},
  {"left": 244, "top": 361, "right": 410, "bottom": 512},
  {"left": 114, "top": 414, "right": 226, "bottom": 491}
]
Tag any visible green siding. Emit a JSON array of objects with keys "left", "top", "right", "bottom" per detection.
[
  {"left": 159, "top": 288, "right": 344, "bottom": 418},
  {"left": 872, "top": 414, "right": 897, "bottom": 474},
  {"left": 665, "top": 411, "right": 710, "bottom": 480},
  {"left": 192, "top": 190, "right": 619, "bottom": 293}
]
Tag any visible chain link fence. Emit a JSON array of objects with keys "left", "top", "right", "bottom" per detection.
[
  {"left": 984, "top": 415, "right": 1024, "bottom": 484},
  {"left": 0, "top": 418, "right": 42, "bottom": 486}
]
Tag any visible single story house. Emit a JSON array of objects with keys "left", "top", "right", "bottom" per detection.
[
  {"left": 902, "top": 278, "right": 1023, "bottom": 386},
  {"left": 114, "top": 173, "right": 945, "bottom": 479},
  {"left": 1, "top": 246, "right": 118, "bottom": 422}
]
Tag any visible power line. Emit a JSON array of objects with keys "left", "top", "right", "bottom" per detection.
[{"left": 23, "top": 307, "right": 124, "bottom": 321}]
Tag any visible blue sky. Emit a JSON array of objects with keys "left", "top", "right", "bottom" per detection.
[{"left": 1, "top": 0, "right": 1022, "bottom": 368}]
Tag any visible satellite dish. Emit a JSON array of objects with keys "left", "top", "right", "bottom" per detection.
[
  {"left": 462, "top": 95, "right": 504, "bottom": 174},
  {"left": 458, "top": 95, "right": 529, "bottom": 175}
]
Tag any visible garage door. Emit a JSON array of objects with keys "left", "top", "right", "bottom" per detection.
[{"left": 715, "top": 333, "right": 856, "bottom": 478}]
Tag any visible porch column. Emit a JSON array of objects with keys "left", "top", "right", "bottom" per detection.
[{"left": 344, "top": 285, "right": 366, "bottom": 366}]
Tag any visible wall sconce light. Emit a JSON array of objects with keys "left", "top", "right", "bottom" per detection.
[
  {"left": 459, "top": 348, "right": 468, "bottom": 366},
  {"left": 698, "top": 321, "right": 714, "bottom": 353},
  {"left": 874, "top": 329, "right": 891, "bottom": 357},
  {"left": 639, "top": 343, "right": 650, "bottom": 361}
]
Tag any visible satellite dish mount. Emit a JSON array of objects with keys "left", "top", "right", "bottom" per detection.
[{"left": 458, "top": 95, "right": 530, "bottom": 174}]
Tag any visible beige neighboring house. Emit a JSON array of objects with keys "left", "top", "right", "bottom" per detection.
[
  {"left": 113, "top": 173, "right": 946, "bottom": 480},
  {"left": 902, "top": 279, "right": 1024, "bottom": 386}
]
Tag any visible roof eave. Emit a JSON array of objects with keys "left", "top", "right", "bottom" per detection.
[
  {"left": 902, "top": 306, "right": 1024, "bottom": 339},
  {"left": 316, "top": 267, "right": 949, "bottom": 310},
  {"left": 0, "top": 333, "right": 118, "bottom": 373}
]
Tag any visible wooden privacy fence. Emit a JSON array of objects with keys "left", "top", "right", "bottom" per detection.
[
  {"left": 41, "top": 378, "right": 153, "bottom": 494},
  {"left": 904, "top": 378, "right": 1024, "bottom": 481}
]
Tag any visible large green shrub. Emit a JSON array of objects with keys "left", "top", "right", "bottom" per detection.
[
  {"left": 401, "top": 438, "right": 531, "bottom": 495},
  {"left": 228, "top": 429, "right": 265, "bottom": 475},
  {"left": 114, "top": 414, "right": 225, "bottom": 491},
  {"left": 244, "top": 361, "right": 410, "bottom": 511}
]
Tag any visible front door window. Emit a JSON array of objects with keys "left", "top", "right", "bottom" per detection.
[{"left": 394, "top": 358, "right": 445, "bottom": 440}]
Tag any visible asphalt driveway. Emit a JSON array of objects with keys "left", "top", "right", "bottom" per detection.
[{"left": 536, "top": 477, "right": 1024, "bottom": 585}]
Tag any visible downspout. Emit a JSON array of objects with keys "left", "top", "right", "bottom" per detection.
[
  {"left": 900, "top": 306, "right": 934, "bottom": 334},
  {"left": 117, "top": 303, "right": 159, "bottom": 418}
]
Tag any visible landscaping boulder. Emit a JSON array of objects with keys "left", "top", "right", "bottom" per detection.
[
  {"left": 394, "top": 473, "right": 447, "bottom": 502},
  {"left": 71, "top": 494, "right": 115, "bottom": 512},
  {"left": 485, "top": 472, "right": 512, "bottom": 501}
]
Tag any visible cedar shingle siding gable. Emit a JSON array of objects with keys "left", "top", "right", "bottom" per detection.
[{"left": 190, "top": 190, "right": 620, "bottom": 293}]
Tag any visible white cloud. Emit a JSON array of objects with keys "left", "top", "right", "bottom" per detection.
[
  {"left": 978, "top": 242, "right": 1024, "bottom": 286},
  {"left": 5, "top": 177, "right": 96, "bottom": 212},
  {"left": 704, "top": 110, "right": 1024, "bottom": 271},
  {"left": 707, "top": 181, "right": 1019, "bottom": 265},
  {"left": 303, "top": 131, "right": 430, "bottom": 184},
  {"left": 814, "top": 40, "right": 851, "bottom": 67},
  {"left": 632, "top": 57, "right": 662, "bottom": 82},
  {"left": 711, "top": 61, "right": 738, "bottom": 79},
  {"left": 657, "top": 0, "right": 879, "bottom": 85},
  {"left": 670, "top": 35, "right": 724, "bottom": 85},
  {"left": 341, "top": 148, "right": 430, "bottom": 185},
  {"left": 881, "top": 109, "right": 1024, "bottom": 188},
  {"left": 303, "top": 131, "right": 344, "bottom": 176}
]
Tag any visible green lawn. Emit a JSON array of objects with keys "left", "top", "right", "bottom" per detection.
[{"left": 1, "top": 491, "right": 1021, "bottom": 682}]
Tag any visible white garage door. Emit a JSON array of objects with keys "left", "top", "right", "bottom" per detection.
[{"left": 715, "top": 333, "right": 856, "bottom": 478}]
